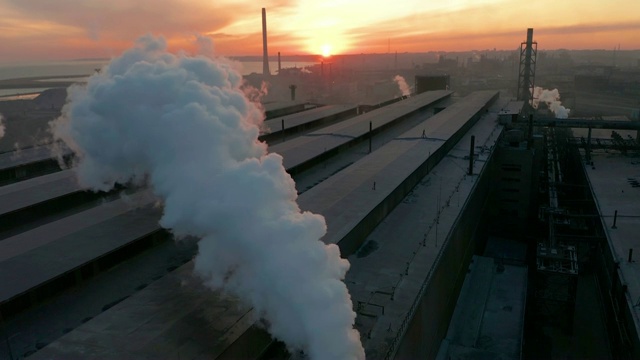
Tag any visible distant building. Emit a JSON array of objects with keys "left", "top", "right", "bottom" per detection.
[
  {"left": 498, "top": 100, "right": 525, "bottom": 125},
  {"left": 489, "top": 129, "right": 542, "bottom": 234},
  {"left": 414, "top": 75, "right": 450, "bottom": 94}
]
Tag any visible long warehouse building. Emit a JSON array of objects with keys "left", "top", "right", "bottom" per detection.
[{"left": 30, "top": 91, "right": 501, "bottom": 359}]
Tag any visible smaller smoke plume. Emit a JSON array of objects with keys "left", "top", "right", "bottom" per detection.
[
  {"left": 10, "top": 143, "right": 23, "bottom": 161},
  {"left": 393, "top": 75, "right": 411, "bottom": 97},
  {"left": 532, "top": 87, "right": 570, "bottom": 118},
  {"left": 260, "top": 81, "right": 269, "bottom": 97},
  {"left": 0, "top": 113, "right": 5, "bottom": 139}
]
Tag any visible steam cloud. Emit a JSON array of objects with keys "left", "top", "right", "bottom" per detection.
[
  {"left": 0, "top": 113, "right": 5, "bottom": 139},
  {"left": 393, "top": 75, "right": 411, "bottom": 97},
  {"left": 51, "top": 35, "right": 364, "bottom": 360},
  {"left": 532, "top": 87, "right": 570, "bottom": 118}
]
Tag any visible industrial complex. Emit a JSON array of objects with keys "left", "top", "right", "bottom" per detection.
[{"left": 0, "top": 10, "right": 640, "bottom": 360}]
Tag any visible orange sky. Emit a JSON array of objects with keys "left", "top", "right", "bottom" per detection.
[{"left": 0, "top": 0, "right": 639, "bottom": 62}]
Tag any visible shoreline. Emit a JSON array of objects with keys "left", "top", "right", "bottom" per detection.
[
  {"left": 0, "top": 74, "right": 86, "bottom": 91},
  {"left": 0, "top": 92, "right": 43, "bottom": 101},
  {"left": 0, "top": 75, "right": 87, "bottom": 101}
]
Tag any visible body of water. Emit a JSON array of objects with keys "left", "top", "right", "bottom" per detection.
[
  {"left": 0, "top": 60, "right": 108, "bottom": 81},
  {"left": 0, "top": 59, "right": 317, "bottom": 82},
  {"left": 0, "top": 59, "right": 317, "bottom": 99},
  {"left": 0, "top": 88, "right": 51, "bottom": 98}
]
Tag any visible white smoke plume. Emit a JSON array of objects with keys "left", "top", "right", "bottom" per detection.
[
  {"left": 50, "top": 35, "right": 364, "bottom": 360},
  {"left": 393, "top": 75, "right": 411, "bottom": 97},
  {"left": 0, "top": 113, "right": 5, "bottom": 139},
  {"left": 532, "top": 87, "right": 570, "bottom": 119},
  {"left": 260, "top": 80, "right": 269, "bottom": 96}
]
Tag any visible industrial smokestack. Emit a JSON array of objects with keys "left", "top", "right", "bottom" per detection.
[
  {"left": 278, "top": 52, "right": 281, "bottom": 74},
  {"left": 262, "top": 8, "right": 270, "bottom": 76}
]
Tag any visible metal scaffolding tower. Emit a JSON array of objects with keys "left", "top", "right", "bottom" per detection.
[{"left": 517, "top": 28, "right": 537, "bottom": 106}]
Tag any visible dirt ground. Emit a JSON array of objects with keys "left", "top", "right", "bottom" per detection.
[{"left": 0, "top": 88, "right": 67, "bottom": 153}]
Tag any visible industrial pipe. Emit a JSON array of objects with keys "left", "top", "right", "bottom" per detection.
[
  {"left": 369, "top": 121, "right": 372, "bottom": 153},
  {"left": 468, "top": 135, "right": 475, "bottom": 175}
]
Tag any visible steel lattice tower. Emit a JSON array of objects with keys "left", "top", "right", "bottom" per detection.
[{"left": 517, "top": 28, "right": 537, "bottom": 106}]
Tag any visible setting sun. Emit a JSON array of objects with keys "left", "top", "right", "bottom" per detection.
[{"left": 321, "top": 44, "right": 332, "bottom": 57}]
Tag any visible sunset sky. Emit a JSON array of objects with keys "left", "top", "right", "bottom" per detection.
[{"left": 1, "top": 0, "right": 639, "bottom": 62}]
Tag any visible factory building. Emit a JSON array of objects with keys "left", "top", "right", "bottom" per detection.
[{"left": 415, "top": 75, "right": 450, "bottom": 94}]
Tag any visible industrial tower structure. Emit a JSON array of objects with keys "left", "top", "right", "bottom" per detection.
[
  {"left": 517, "top": 28, "right": 537, "bottom": 107},
  {"left": 262, "top": 8, "right": 270, "bottom": 76}
]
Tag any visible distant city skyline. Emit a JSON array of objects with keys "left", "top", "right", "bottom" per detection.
[{"left": 1, "top": 0, "right": 639, "bottom": 62}]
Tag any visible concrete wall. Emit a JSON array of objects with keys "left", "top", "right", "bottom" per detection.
[
  {"left": 594, "top": 230, "right": 640, "bottom": 360},
  {"left": 0, "top": 159, "right": 62, "bottom": 185},
  {"left": 393, "top": 141, "right": 496, "bottom": 360},
  {"left": 415, "top": 76, "right": 450, "bottom": 94},
  {"left": 493, "top": 146, "right": 534, "bottom": 219},
  {"left": 580, "top": 151, "right": 640, "bottom": 359},
  {"left": 0, "top": 189, "right": 114, "bottom": 233},
  {"left": 264, "top": 103, "right": 307, "bottom": 119},
  {"left": 0, "top": 229, "right": 170, "bottom": 318}
]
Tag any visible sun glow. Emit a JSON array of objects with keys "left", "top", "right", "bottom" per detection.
[{"left": 321, "top": 44, "right": 332, "bottom": 57}]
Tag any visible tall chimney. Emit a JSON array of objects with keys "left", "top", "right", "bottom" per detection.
[
  {"left": 278, "top": 52, "right": 281, "bottom": 74},
  {"left": 262, "top": 8, "right": 270, "bottom": 76}
]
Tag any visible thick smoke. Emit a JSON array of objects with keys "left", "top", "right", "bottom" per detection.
[
  {"left": 532, "top": 87, "right": 570, "bottom": 118},
  {"left": 51, "top": 35, "right": 364, "bottom": 360},
  {"left": 393, "top": 75, "right": 411, "bottom": 97},
  {"left": 0, "top": 113, "right": 5, "bottom": 139}
]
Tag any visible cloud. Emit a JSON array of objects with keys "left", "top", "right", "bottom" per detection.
[
  {"left": 0, "top": 0, "right": 305, "bottom": 60},
  {"left": 535, "top": 22, "right": 640, "bottom": 36},
  {"left": 4, "top": 0, "right": 239, "bottom": 40},
  {"left": 344, "top": 1, "right": 640, "bottom": 52},
  {"left": 1, "top": 0, "right": 639, "bottom": 60},
  {"left": 202, "top": 31, "right": 305, "bottom": 56}
]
